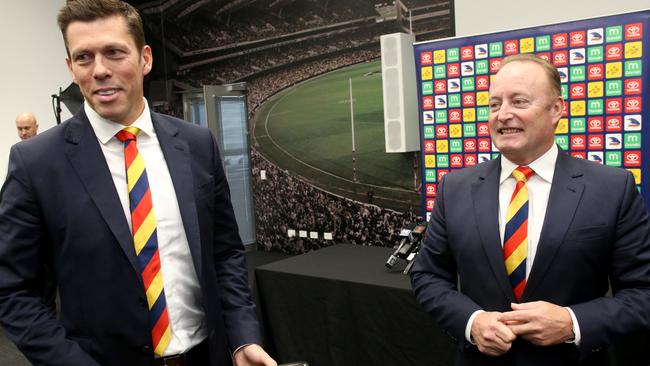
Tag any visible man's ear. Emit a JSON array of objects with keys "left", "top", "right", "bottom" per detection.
[
  {"left": 141, "top": 45, "right": 153, "bottom": 76},
  {"left": 65, "top": 58, "right": 77, "bottom": 84},
  {"left": 550, "top": 95, "right": 564, "bottom": 120}
]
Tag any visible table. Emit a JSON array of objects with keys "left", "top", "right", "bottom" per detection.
[
  {"left": 254, "top": 244, "right": 650, "bottom": 366},
  {"left": 254, "top": 244, "right": 455, "bottom": 366}
]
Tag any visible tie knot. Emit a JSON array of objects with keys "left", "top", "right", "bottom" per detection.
[
  {"left": 512, "top": 166, "right": 534, "bottom": 182},
  {"left": 115, "top": 127, "right": 141, "bottom": 142}
]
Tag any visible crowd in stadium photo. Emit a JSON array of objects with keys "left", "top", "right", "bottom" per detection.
[
  {"left": 162, "top": 3, "right": 375, "bottom": 51},
  {"left": 251, "top": 149, "right": 420, "bottom": 254}
]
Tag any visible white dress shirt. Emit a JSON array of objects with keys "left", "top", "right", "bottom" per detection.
[
  {"left": 465, "top": 144, "right": 581, "bottom": 345},
  {"left": 85, "top": 100, "right": 207, "bottom": 356}
]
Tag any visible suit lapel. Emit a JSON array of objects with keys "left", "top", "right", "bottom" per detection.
[
  {"left": 472, "top": 158, "right": 515, "bottom": 302},
  {"left": 523, "top": 152, "right": 584, "bottom": 300},
  {"left": 153, "top": 115, "right": 203, "bottom": 278},
  {"left": 64, "top": 112, "right": 141, "bottom": 278}
]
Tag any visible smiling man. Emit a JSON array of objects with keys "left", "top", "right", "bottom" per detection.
[
  {"left": 65, "top": 14, "right": 149, "bottom": 125},
  {"left": 411, "top": 54, "right": 650, "bottom": 365},
  {"left": 0, "top": 1, "right": 275, "bottom": 366}
]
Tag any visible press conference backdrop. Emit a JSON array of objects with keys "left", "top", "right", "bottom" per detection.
[{"left": 414, "top": 10, "right": 649, "bottom": 219}]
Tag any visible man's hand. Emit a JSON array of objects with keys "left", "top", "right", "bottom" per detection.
[
  {"left": 233, "top": 344, "right": 277, "bottom": 366},
  {"left": 500, "top": 301, "right": 574, "bottom": 346},
  {"left": 471, "top": 311, "right": 517, "bottom": 356}
]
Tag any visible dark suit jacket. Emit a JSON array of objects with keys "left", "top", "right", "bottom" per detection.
[
  {"left": 0, "top": 111, "right": 262, "bottom": 366},
  {"left": 411, "top": 151, "right": 650, "bottom": 366}
]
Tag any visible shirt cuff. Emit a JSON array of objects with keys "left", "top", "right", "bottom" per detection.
[
  {"left": 232, "top": 343, "right": 252, "bottom": 357},
  {"left": 465, "top": 310, "right": 485, "bottom": 344},
  {"left": 564, "top": 307, "right": 581, "bottom": 345}
]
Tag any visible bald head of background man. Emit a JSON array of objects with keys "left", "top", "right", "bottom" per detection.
[{"left": 15, "top": 112, "right": 39, "bottom": 140}]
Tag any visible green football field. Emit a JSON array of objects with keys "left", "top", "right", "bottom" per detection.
[{"left": 251, "top": 60, "right": 421, "bottom": 212}]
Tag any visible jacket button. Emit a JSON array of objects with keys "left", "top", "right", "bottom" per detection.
[
  {"left": 142, "top": 345, "right": 152, "bottom": 354},
  {"left": 138, "top": 296, "right": 147, "bottom": 307}
]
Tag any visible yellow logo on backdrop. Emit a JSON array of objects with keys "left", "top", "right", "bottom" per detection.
[
  {"left": 625, "top": 42, "right": 642, "bottom": 58},
  {"left": 421, "top": 67, "right": 433, "bottom": 80},
  {"left": 520, "top": 37, "right": 535, "bottom": 53},
  {"left": 587, "top": 82, "right": 603, "bottom": 98},
  {"left": 476, "top": 92, "right": 489, "bottom": 106},
  {"left": 570, "top": 101, "right": 586, "bottom": 116},
  {"left": 605, "top": 62, "right": 622, "bottom": 79},
  {"left": 449, "top": 124, "right": 462, "bottom": 138},
  {"left": 433, "top": 50, "right": 446, "bottom": 64},
  {"left": 463, "top": 108, "right": 476, "bottom": 122},
  {"left": 555, "top": 118, "right": 569, "bottom": 134},
  {"left": 629, "top": 169, "right": 641, "bottom": 184},
  {"left": 436, "top": 140, "right": 449, "bottom": 153},
  {"left": 425, "top": 155, "right": 437, "bottom": 168}
]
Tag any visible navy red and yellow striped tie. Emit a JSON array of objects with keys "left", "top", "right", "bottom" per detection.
[
  {"left": 503, "top": 166, "right": 534, "bottom": 302},
  {"left": 116, "top": 127, "right": 171, "bottom": 356}
]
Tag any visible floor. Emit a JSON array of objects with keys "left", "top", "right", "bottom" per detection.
[{"left": 0, "top": 249, "right": 291, "bottom": 366}]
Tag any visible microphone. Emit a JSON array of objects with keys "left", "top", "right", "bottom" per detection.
[
  {"left": 385, "top": 226, "right": 413, "bottom": 269},
  {"left": 385, "top": 224, "right": 427, "bottom": 273},
  {"left": 410, "top": 224, "right": 426, "bottom": 238},
  {"left": 402, "top": 224, "right": 427, "bottom": 274}
]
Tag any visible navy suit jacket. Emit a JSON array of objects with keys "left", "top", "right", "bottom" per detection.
[
  {"left": 0, "top": 111, "right": 262, "bottom": 366},
  {"left": 411, "top": 151, "right": 650, "bottom": 366}
]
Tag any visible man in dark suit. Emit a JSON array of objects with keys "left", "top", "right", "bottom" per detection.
[
  {"left": 411, "top": 53, "right": 650, "bottom": 365},
  {"left": 0, "top": 1, "right": 276, "bottom": 366}
]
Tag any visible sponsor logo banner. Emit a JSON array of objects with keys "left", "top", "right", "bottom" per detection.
[{"left": 415, "top": 13, "right": 647, "bottom": 214}]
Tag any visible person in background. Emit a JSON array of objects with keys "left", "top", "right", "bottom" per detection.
[
  {"left": 411, "top": 53, "right": 650, "bottom": 365},
  {"left": 0, "top": 1, "right": 276, "bottom": 366},
  {"left": 15, "top": 112, "right": 39, "bottom": 140}
]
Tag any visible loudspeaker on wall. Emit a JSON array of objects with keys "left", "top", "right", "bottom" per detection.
[{"left": 380, "top": 32, "right": 419, "bottom": 153}]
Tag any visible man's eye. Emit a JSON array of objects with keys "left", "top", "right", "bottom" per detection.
[{"left": 108, "top": 49, "right": 125, "bottom": 57}]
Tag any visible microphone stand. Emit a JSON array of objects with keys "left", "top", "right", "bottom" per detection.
[{"left": 51, "top": 87, "right": 62, "bottom": 125}]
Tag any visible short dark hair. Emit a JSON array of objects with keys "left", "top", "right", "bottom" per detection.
[
  {"left": 57, "top": 0, "right": 146, "bottom": 56},
  {"left": 500, "top": 54, "right": 562, "bottom": 98}
]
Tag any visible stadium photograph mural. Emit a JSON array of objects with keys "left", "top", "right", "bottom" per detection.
[
  {"left": 253, "top": 61, "right": 417, "bottom": 211},
  {"left": 131, "top": 0, "right": 454, "bottom": 253}
]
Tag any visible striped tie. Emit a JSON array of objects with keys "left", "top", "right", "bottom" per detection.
[
  {"left": 503, "top": 166, "right": 534, "bottom": 302},
  {"left": 116, "top": 127, "right": 171, "bottom": 356}
]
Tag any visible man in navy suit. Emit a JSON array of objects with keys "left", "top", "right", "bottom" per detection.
[
  {"left": 0, "top": 1, "right": 276, "bottom": 365},
  {"left": 411, "top": 54, "right": 650, "bottom": 365}
]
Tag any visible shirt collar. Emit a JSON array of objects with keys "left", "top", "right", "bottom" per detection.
[
  {"left": 85, "top": 98, "right": 155, "bottom": 145},
  {"left": 499, "top": 144, "right": 558, "bottom": 184}
]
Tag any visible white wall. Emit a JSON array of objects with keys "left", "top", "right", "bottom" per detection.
[
  {"left": 455, "top": 0, "right": 649, "bottom": 37},
  {"left": 0, "top": 0, "right": 72, "bottom": 183}
]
